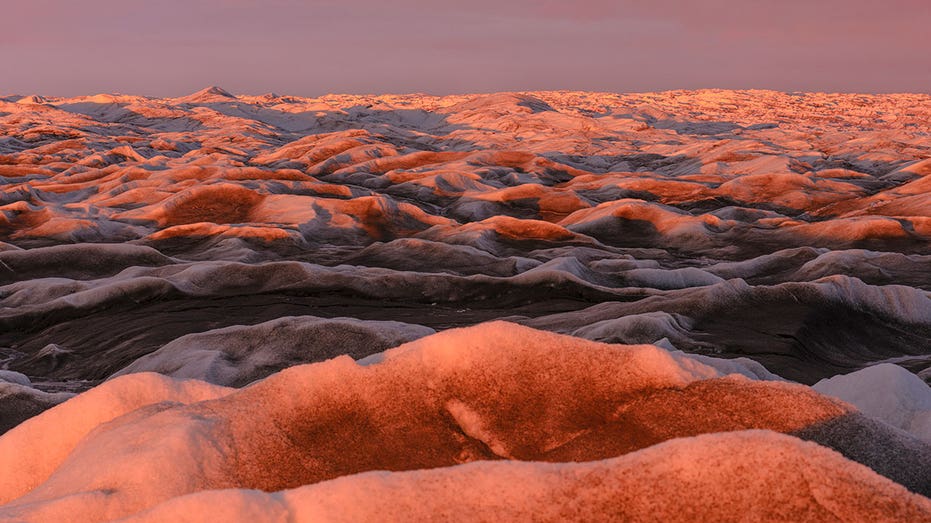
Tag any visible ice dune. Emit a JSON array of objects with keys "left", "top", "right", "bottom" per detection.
[
  {"left": 111, "top": 316, "right": 434, "bottom": 387},
  {"left": 2, "top": 253, "right": 929, "bottom": 395},
  {"left": 1, "top": 323, "right": 929, "bottom": 521},
  {"left": 0, "top": 373, "right": 232, "bottom": 504}
]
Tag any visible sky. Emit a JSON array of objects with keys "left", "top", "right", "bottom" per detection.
[{"left": 2, "top": 0, "right": 929, "bottom": 97}]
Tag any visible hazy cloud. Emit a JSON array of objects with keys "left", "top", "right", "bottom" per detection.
[{"left": 1, "top": 0, "right": 928, "bottom": 95}]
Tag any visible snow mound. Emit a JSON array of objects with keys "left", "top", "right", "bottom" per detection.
[
  {"left": 175, "top": 86, "right": 237, "bottom": 104},
  {"left": 2, "top": 86, "right": 931, "bottom": 521},
  {"left": 0, "top": 373, "right": 232, "bottom": 504},
  {"left": 815, "top": 363, "right": 931, "bottom": 442},
  {"left": 112, "top": 316, "right": 434, "bottom": 386},
  {"left": 2, "top": 323, "right": 928, "bottom": 521},
  {"left": 15, "top": 94, "right": 48, "bottom": 105}
]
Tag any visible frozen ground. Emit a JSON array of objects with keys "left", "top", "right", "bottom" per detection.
[{"left": 0, "top": 88, "right": 929, "bottom": 520}]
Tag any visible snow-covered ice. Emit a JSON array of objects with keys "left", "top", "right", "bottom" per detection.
[{"left": 1, "top": 88, "right": 929, "bottom": 520}]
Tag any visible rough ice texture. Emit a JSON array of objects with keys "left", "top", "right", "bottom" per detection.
[
  {"left": 528, "top": 275, "right": 931, "bottom": 384},
  {"left": 0, "top": 380, "right": 72, "bottom": 434},
  {"left": 1, "top": 323, "right": 929, "bottom": 521}
]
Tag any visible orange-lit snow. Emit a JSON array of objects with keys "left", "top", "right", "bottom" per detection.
[{"left": 2, "top": 323, "right": 929, "bottom": 521}]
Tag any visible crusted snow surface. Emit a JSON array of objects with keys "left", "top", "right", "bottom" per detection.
[{"left": 119, "top": 431, "right": 931, "bottom": 523}]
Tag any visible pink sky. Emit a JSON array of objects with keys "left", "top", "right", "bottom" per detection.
[{"left": 2, "top": 0, "right": 929, "bottom": 96}]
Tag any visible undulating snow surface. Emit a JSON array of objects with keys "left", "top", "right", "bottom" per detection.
[
  {"left": 1, "top": 323, "right": 930, "bottom": 521},
  {"left": 1, "top": 88, "right": 930, "bottom": 520}
]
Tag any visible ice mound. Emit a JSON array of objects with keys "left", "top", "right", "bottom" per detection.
[
  {"left": 815, "top": 363, "right": 931, "bottom": 442},
  {"left": 112, "top": 316, "right": 434, "bottom": 386},
  {"left": 0, "top": 373, "right": 232, "bottom": 504},
  {"left": 3, "top": 88, "right": 930, "bottom": 384},
  {"left": 120, "top": 431, "right": 931, "bottom": 523},
  {"left": 14, "top": 95, "right": 48, "bottom": 105},
  {"left": 2, "top": 323, "right": 929, "bottom": 521},
  {"left": 344, "top": 238, "right": 540, "bottom": 276},
  {"left": 666, "top": 346, "right": 784, "bottom": 381},
  {"left": 118, "top": 184, "right": 265, "bottom": 227},
  {"left": 5, "top": 89, "right": 927, "bottom": 257}
]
